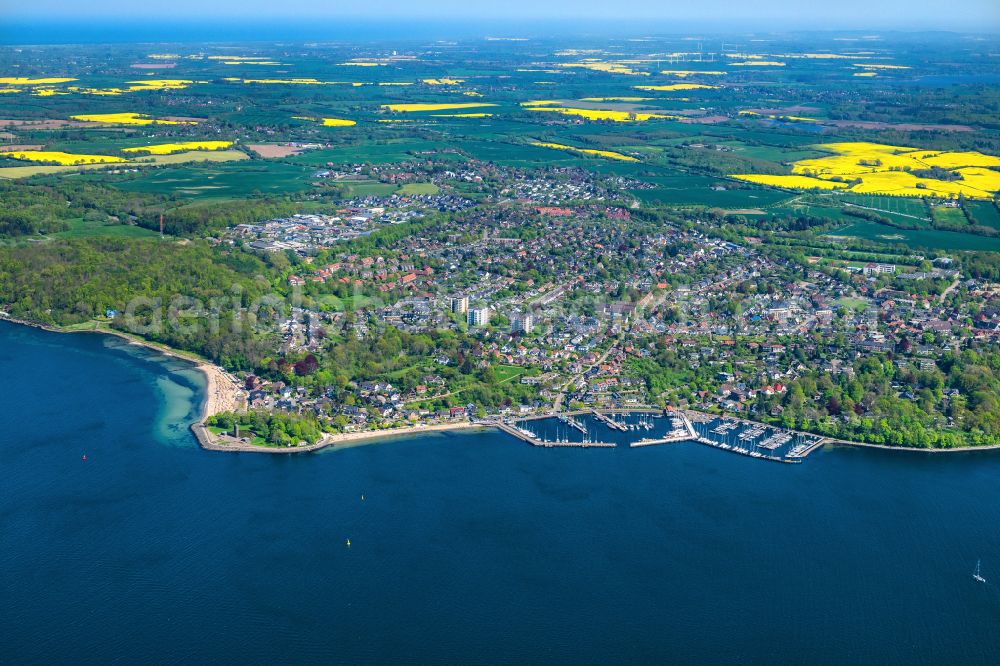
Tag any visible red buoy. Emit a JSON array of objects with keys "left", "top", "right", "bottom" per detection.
[{"left": 82, "top": 455, "right": 87, "bottom": 461}]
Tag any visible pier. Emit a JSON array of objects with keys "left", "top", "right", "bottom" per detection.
[
  {"left": 629, "top": 434, "right": 688, "bottom": 448},
  {"left": 692, "top": 435, "right": 802, "bottom": 464},
  {"left": 495, "top": 422, "right": 615, "bottom": 448},
  {"left": 787, "top": 437, "right": 829, "bottom": 459},
  {"left": 684, "top": 409, "right": 829, "bottom": 460},
  {"left": 591, "top": 410, "right": 628, "bottom": 431},
  {"left": 557, "top": 414, "right": 588, "bottom": 434}
]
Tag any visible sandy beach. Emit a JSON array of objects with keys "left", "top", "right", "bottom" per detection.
[
  {"left": 0, "top": 314, "right": 244, "bottom": 420},
  {"left": 197, "top": 363, "right": 245, "bottom": 419}
]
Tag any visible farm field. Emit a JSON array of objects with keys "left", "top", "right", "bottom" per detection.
[
  {"left": 109, "top": 161, "right": 316, "bottom": 197},
  {"left": 733, "top": 142, "right": 1000, "bottom": 200},
  {"left": 931, "top": 205, "right": 968, "bottom": 226},
  {"left": 0, "top": 34, "right": 997, "bottom": 257},
  {"left": 829, "top": 221, "right": 1000, "bottom": 251},
  {"left": 965, "top": 200, "right": 1000, "bottom": 229}
]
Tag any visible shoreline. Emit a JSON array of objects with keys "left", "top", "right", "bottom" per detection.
[
  {"left": 2, "top": 314, "right": 998, "bottom": 457},
  {"left": 678, "top": 408, "right": 1000, "bottom": 455},
  {"left": 0, "top": 314, "right": 245, "bottom": 421},
  {"left": 194, "top": 420, "right": 488, "bottom": 454}
]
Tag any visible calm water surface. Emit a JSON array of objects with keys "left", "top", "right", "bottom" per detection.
[{"left": 1, "top": 321, "right": 999, "bottom": 664}]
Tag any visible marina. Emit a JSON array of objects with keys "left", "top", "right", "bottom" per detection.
[
  {"left": 496, "top": 420, "right": 615, "bottom": 448},
  {"left": 688, "top": 413, "right": 825, "bottom": 464},
  {"left": 497, "top": 409, "right": 824, "bottom": 463},
  {"left": 591, "top": 410, "right": 629, "bottom": 432}
]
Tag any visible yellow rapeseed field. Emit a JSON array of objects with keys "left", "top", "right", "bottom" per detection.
[
  {"left": 233, "top": 78, "right": 327, "bottom": 85},
  {"left": 122, "top": 141, "right": 234, "bottom": 155},
  {"left": 731, "top": 142, "right": 1000, "bottom": 199},
  {"left": 579, "top": 97, "right": 652, "bottom": 102},
  {"left": 71, "top": 112, "right": 194, "bottom": 125},
  {"left": 634, "top": 84, "right": 718, "bottom": 91},
  {"left": 853, "top": 63, "right": 910, "bottom": 70},
  {"left": 382, "top": 103, "right": 497, "bottom": 112},
  {"left": 915, "top": 151, "right": 1000, "bottom": 169},
  {"left": 231, "top": 79, "right": 371, "bottom": 86},
  {"left": 772, "top": 53, "right": 858, "bottom": 59},
  {"left": 531, "top": 142, "right": 638, "bottom": 162},
  {"left": 422, "top": 78, "right": 464, "bottom": 85},
  {"left": 526, "top": 106, "right": 677, "bottom": 122},
  {"left": 739, "top": 110, "right": 818, "bottom": 122},
  {"left": 731, "top": 174, "right": 848, "bottom": 190},
  {"left": 658, "top": 70, "right": 726, "bottom": 77},
  {"left": 126, "top": 79, "right": 197, "bottom": 91},
  {"left": 67, "top": 87, "right": 127, "bottom": 95},
  {"left": 292, "top": 116, "right": 357, "bottom": 126},
  {"left": 1, "top": 150, "right": 126, "bottom": 165},
  {"left": 558, "top": 62, "right": 649, "bottom": 76},
  {"left": 0, "top": 77, "right": 76, "bottom": 85}
]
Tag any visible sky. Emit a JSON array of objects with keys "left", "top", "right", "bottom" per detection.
[{"left": 1, "top": 0, "right": 998, "bottom": 33}]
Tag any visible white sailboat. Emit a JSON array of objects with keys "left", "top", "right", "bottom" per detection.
[{"left": 973, "top": 559, "right": 986, "bottom": 584}]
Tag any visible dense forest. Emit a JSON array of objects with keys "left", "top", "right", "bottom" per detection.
[
  {"left": 0, "top": 239, "right": 278, "bottom": 369},
  {"left": 0, "top": 181, "right": 158, "bottom": 236}
]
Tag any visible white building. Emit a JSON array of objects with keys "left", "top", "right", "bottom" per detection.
[
  {"left": 451, "top": 296, "right": 469, "bottom": 314},
  {"left": 511, "top": 313, "right": 533, "bottom": 334},
  {"left": 467, "top": 307, "right": 491, "bottom": 327}
]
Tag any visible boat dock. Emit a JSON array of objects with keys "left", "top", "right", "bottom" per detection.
[
  {"left": 495, "top": 422, "right": 615, "bottom": 448},
  {"left": 591, "top": 410, "right": 628, "bottom": 431},
  {"left": 787, "top": 437, "right": 828, "bottom": 459},
  {"left": 692, "top": 435, "right": 801, "bottom": 464},
  {"left": 557, "top": 414, "right": 588, "bottom": 433},
  {"left": 630, "top": 433, "right": 687, "bottom": 447}
]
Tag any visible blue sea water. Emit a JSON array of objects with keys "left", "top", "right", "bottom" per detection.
[{"left": 1, "top": 319, "right": 1000, "bottom": 665}]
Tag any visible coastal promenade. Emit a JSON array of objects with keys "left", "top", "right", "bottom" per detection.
[
  {"left": 494, "top": 421, "right": 615, "bottom": 448},
  {"left": 192, "top": 420, "right": 488, "bottom": 454}
]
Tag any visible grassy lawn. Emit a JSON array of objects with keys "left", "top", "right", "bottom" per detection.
[
  {"left": 931, "top": 206, "right": 968, "bottom": 226},
  {"left": 836, "top": 297, "right": 869, "bottom": 311},
  {"left": 398, "top": 182, "right": 440, "bottom": 195},
  {"left": 494, "top": 364, "right": 527, "bottom": 383},
  {"left": 347, "top": 181, "right": 399, "bottom": 196}
]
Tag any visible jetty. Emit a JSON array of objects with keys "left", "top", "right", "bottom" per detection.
[
  {"left": 692, "top": 435, "right": 801, "bottom": 464},
  {"left": 591, "top": 410, "right": 628, "bottom": 431},
  {"left": 496, "top": 422, "right": 615, "bottom": 448},
  {"left": 557, "top": 414, "right": 588, "bottom": 434},
  {"left": 630, "top": 433, "right": 687, "bottom": 448},
  {"left": 787, "top": 437, "right": 828, "bottom": 459}
]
